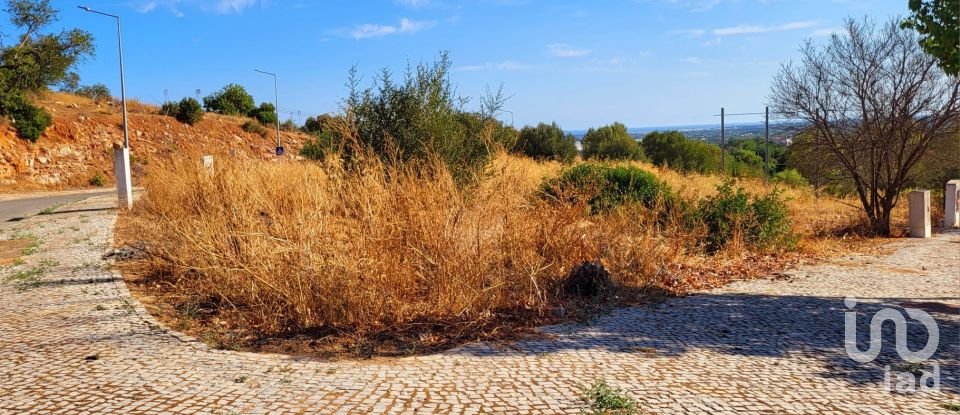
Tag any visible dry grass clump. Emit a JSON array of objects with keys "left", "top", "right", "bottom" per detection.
[
  {"left": 119, "top": 152, "right": 866, "bottom": 356},
  {"left": 122, "top": 153, "right": 701, "bottom": 353}
]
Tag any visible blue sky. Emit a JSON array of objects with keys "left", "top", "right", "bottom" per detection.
[{"left": 54, "top": 0, "right": 907, "bottom": 129}]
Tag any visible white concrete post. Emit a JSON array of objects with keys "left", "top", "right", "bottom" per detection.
[
  {"left": 113, "top": 147, "right": 133, "bottom": 210},
  {"left": 908, "top": 190, "right": 931, "bottom": 238},
  {"left": 944, "top": 180, "right": 960, "bottom": 228},
  {"left": 202, "top": 155, "right": 214, "bottom": 176}
]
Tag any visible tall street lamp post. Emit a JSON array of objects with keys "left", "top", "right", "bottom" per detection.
[
  {"left": 255, "top": 69, "right": 283, "bottom": 156},
  {"left": 78, "top": 6, "right": 132, "bottom": 209}
]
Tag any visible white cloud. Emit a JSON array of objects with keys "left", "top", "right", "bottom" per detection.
[
  {"left": 131, "top": 0, "right": 256, "bottom": 15},
  {"left": 454, "top": 60, "right": 530, "bottom": 72},
  {"left": 350, "top": 18, "right": 436, "bottom": 39},
  {"left": 669, "top": 29, "right": 706, "bottom": 37},
  {"left": 546, "top": 43, "right": 592, "bottom": 58},
  {"left": 215, "top": 0, "right": 257, "bottom": 14},
  {"left": 395, "top": 0, "right": 435, "bottom": 7},
  {"left": 681, "top": 57, "right": 702, "bottom": 64},
  {"left": 810, "top": 27, "right": 842, "bottom": 37},
  {"left": 713, "top": 20, "right": 818, "bottom": 36}
]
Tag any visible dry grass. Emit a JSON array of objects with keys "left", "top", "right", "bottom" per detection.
[{"left": 118, "top": 151, "right": 870, "bottom": 357}]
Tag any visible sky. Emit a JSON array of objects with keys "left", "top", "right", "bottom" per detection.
[{"left": 46, "top": 0, "right": 910, "bottom": 129}]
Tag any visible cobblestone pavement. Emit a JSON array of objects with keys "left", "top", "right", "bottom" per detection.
[{"left": 0, "top": 195, "right": 957, "bottom": 414}]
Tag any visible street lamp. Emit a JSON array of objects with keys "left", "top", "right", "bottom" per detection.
[
  {"left": 254, "top": 69, "right": 283, "bottom": 156},
  {"left": 79, "top": 5, "right": 132, "bottom": 209}
]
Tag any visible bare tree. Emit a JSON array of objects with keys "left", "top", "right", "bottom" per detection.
[{"left": 770, "top": 18, "right": 960, "bottom": 235}]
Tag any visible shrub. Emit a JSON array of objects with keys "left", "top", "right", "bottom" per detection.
[
  {"left": 582, "top": 122, "right": 644, "bottom": 161},
  {"left": 174, "top": 97, "right": 204, "bottom": 125},
  {"left": 300, "top": 130, "right": 339, "bottom": 160},
  {"left": 542, "top": 164, "right": 670, "bottom": 213},
  {"left": 249, "top": 102, "right": 277, "bottom": 126},
  {"left": 514, "top": 122, "right": 577, "bottom": 162},
  {"left": 642, "top": 131, "right": 721, "bottom": 173},
  {"left": 89, "top": 173, "right": 105, "bottom": 187},
  {"left": 773, "top": 169, "right": 808, "bottom": 187},
  {"left": 281, "top": 118, "right": 297, "bottom": 131},
  {"left": 242, "top": 120, "right": 268, "bottom": 137},
  {"left": 74, "top": 83, "right": 111, "bottom": 103},
  {"left": 203, "top": 83, "right": 255, "bottom": 115},
  {"left": 159, "top": 101, "right": 178, "bottom": 117},
  {"left": 346, "top": 52, "right": 504, "bottom": 183},
  {"left": 8, "top": 98, "right": 52, "bottom": 142},
  {"left": 696, "top": 181, "right": 794, "bottom": 252}
]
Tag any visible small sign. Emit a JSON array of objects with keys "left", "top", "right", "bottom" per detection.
[{"left": 275, "top": 146, "right": 285, "bottom": 156}]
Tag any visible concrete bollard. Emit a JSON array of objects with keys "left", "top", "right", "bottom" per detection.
[
  {"left": 944, "top": 180, "right": 960, "bottom": 228},
  {"left": 113, "top": 146, "right": 133, "bottom": 210},
  {"left": 201, "top": 155, "right": 214, "bottom": 176},
  {"left": 908, "top": 190, "right": 931, "bottom": 238}
]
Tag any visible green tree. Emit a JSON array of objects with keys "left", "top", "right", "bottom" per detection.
[
  {"left": 582, "top": 122, "right": 645, "bottom": 161},
  {"left": 249, "top": 102, "right": 277, "bottom": 126},
  {"left": 514, "top": 122, "right": 577, "bottom": 162},
  {"left": 642, "top": 130, "right": 722, "bottom": 173},
  {"left": 344, "top": 52, "right": 504, "bottom": 183},
  {"left": 902, "top": 0, "right": 959, "bottom": 76},
  {"left": 174, "top": 97, "right": 203, "bottom": 125},
  {"left": 771, "top": 18, "right": 960, "bottom": 235},
  {"left": 0, "top": 0, "right": 94, "bottom": 141},
  {"left": 202, "top": 83, "right": 255, "bottom": 115},
  {"left": 73, "top": 83, "right": 110, "bottom": 103}
]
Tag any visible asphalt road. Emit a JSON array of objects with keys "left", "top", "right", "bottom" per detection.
[{"left": 0, "top": 190, "right": 116, "bottom": 223}]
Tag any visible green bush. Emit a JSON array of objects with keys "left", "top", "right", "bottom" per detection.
[
  {"left": 542, "top": 164, "right": 671, "bottom": 213},
  {"left": 582, "top": 122, "right": 645, "bottom": 161},
  {"left": 174, "top": 97, "right": 203, "bottom": 125},
  {"left": 249, "top": 102, "right": 277, "bottom": 126},
  {"left": 89, "top": 173, "right": 105, "bottom": 187},
  {"left": 8, "top": 98, "right": 52, "bottom": 142},
  {"left": 346, "top": 52, "right": 506, "bottom": 183},
  {"left": 203, "top": 83, "right": 255, "bottom": 116},
  {"left": 281, "top": 118, "right": 297, "bottom": 131},
  {"left": 514, "top": 122, "right": 577, "bottom": 162},
  {"left": 74, "top": 83, "right": 111, "bottom": 103},
  {"left": 696, "top": 181, "right": 795, "bottom": 252},
  {"left": 772, "top": 169, "right": 808, "bottom": 187},
  {"left": 642, "top": 130, "right": 721, "bottom": 173},
  {"left": 301, "top": 130, "right": 340, "bottom": 161},
  {"left": 242, "top": 120, "right": 268, "bottom": 137},
  {"left": 160, "top": 101, "right": 178, "bottom": 117}
]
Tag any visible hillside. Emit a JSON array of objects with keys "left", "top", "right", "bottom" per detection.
[{"left": 0, "top": 93, "right": 311, "bottom": 192}]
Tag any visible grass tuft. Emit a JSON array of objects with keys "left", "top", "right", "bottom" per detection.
[{"left": 583, "top": 379, "right": 638, "bottom": 415}]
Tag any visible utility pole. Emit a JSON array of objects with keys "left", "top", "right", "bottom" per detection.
[
  {"left": 764, "top": 106, "right": 770, "bottom": 182},
  {"left": 720, "top": 107, "right": 725, "bottom": 177},
  {"left": 255, "top": 69, "right": 283, "bottom": 156},
  {"left": 79, "top": 6, "right": 132, "bottom": 209}
]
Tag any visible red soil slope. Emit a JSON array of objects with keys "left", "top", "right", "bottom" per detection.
[{"left": 0, "top": 93, "right": 309, "bottom": 192}]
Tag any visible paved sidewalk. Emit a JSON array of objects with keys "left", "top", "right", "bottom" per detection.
[{"left": 0, "top": 195, "right": 957, "bottom": 414}]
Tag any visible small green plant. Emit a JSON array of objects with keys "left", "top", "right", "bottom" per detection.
[
  {"left": 941, "top": 402, "right": 960, "bottom": 412},
  {"left": 95, "top": 304, "right": 107, "bottom": 311},
  {"left": 542, "top": 164, "right": 671, "bottom": 213},
  {"left": 234, "top": 375, "right": 248, "bottom": 383},
  {"left": 88, "top": 172, "right": 106, "bottom": 187},
  {"left": 894, "top": 361, "right": 926, "bottom": 376},
  {"left": 242, "top": 120, "right": 268, "bottom": 137},
  {"left": 160, "top": 101, "right": 178, "bottom": 116},
  {"left": 39, "top": 203, "right": 65, "bottom": 215},
  {"left": 6, "top": 260, "right": 56, "bottom": 291},
  {"left": 583, "top": 379, "right": 638, "bottom": 415},
  {"left": 696, "top": 181, "right": 795, "bottom": 252}
]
